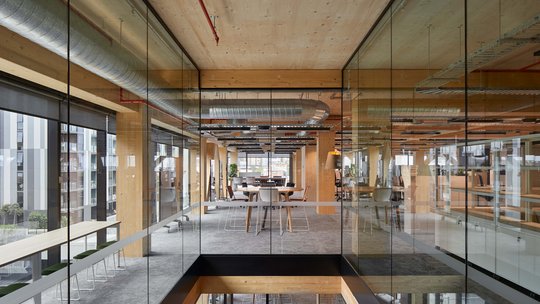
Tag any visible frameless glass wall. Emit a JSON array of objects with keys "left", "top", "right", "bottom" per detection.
[
  {"left": 0, "top": 0, "right": 200, "bottom": 303},
  {"left": 343, "top": 0, "right": 540, "bottom": 302},
  {"left": 199, "top": 89, "right": 341, "bottom": 255}
]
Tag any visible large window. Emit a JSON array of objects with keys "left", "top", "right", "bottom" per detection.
[
  {"left": 0, "top": 109, "right": 47, "bottom": 238},
  {"left": 60, "top": 124, "right": 97, "bottom": 224},
  {"left": 237, "top": 152, "right": 292, "bottom": 181}
]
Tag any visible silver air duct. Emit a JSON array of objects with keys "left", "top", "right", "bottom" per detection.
[
  {"left": 0, "top": 0, "right": 330, "bottom": 125},
  {"left": 190, "top": 99, "right": 329, "bottom": 123}
]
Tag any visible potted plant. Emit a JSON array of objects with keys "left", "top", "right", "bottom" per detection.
[
  {"left": 228, "top": 163, "right": 238, "bottom": 178},
  {"left": 228, "top": 164, "right": 242, "bottom": 189}
]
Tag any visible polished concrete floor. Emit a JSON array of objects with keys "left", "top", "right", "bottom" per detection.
[{"left": 12, "top": 206, "right": 525, "bottom": 303}]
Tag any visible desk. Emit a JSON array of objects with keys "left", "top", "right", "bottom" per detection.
[
  {"left": 237, "top": 186, "right": 299, "bottom": 233},
  {"left": 452, "top": 187, "right": 540, "bottom": 222},
  {"left": 452, "top": 187, "right": 540, "bottom": 204},
  {"left": 0, "top": 221, "right": 120, "bottom": 303}
]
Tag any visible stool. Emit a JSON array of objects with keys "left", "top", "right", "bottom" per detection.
[
  {"left": 42, "top": 262, "right": 80, "bottom": 301},
  {"left": 73, "top": 249, "right": 109, "bottom": 291},
  {"left": 97, "top": 241, "right": 127, "bottom": 275},
  {"left": 0, "top": 283, "right": 28, "bottom": 298}
]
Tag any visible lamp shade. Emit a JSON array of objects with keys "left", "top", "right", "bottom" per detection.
[{"left": 325, "top": 150, "right": 340, "bottom": 170}]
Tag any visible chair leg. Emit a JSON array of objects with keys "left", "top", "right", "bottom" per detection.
[
  {"left": 305, "top": 207, "right": 310, "bottom": 230},
  {"left": 370, "top": 208, "right": 374, "bottom": 235},
  {"left": 363, "top": 209, "right": 367, "bottom": 233},
  {"left": 77, "top": 265, "right": 95, "bottom": 291},
  {"left": 116, "top": 248, "right": 127, "bottom": 270},
  {"left": 262, "top": 207, "right": 269, "bottom": 229},
  {"left": 255, "top": 206, "right": 261, "bottom": 235},
  {"left": 279, "top": 206, "right": 283, "bottom": 236},
  {"left": 72, "top": 275, "right": 81, "bottom": 300},
  {"left": 110, "top": 254, "right": 117, "bottom": 277},
  {"left": 57, "top": 274, "right": 81, "bottom": 300}
]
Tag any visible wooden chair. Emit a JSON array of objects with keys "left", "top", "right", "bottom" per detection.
[{"left": 227, "top": 185, "right": 247, "bottom": 201}]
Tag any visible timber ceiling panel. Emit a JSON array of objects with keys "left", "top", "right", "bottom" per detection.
[{"left": 148, "top": 0, "right": 389, "bottom": 69}]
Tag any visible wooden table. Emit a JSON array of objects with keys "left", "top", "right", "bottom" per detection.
[
  {"left": 237, "top": 186, "right": 300, "bottom": 233},
  {"left": 0, "top": 220, "right": 120, "bottom": 304}
]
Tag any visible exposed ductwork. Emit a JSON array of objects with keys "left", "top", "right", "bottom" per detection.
[
  {"left": 416, "top": 14, "right": 540, "bottom": 90},
  {"left": 0, "top": 0, "right": 330, "bottom": 125},
  {"left": 0, "top": 0, "right": 182, "bottom": 115},
  {"left": 191, "top": 99, "right": 329, "bottom": 123}
]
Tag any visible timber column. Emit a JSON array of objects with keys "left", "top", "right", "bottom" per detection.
[
  {"left": 116, "top": 104, "right": 149, "bottom": 257},
  {"left": 316, "top": 131, "right": 336, "bottom": 214}
]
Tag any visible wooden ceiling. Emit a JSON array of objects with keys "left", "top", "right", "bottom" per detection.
[{"left": 148, "top": 0, "right": 389, "bottom": 69}]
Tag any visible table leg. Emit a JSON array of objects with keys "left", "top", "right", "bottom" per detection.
[
  {"left": 374, "top": 206, "right": 381, "bottom": 228},
  {"left": 32, "top": 253, "right": 42, "bottom": 304},
  {"left": 246, "top": 206, "right": 252, "bottom": 232},
  {"left": 396, "top": 208, "right": 402, "bottom": 231},
  {"left": 286, "top": 207, "right": 293, "bottom": 232}
]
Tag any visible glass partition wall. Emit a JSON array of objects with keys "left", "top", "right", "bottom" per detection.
[
  {"left": 0, "top": 0, "right": 200, "bottom": 303},
  {"left": 343, "top": 0, "right": 540, "bottom": 302},
  {"left": 198, "top": 89, "right": 341, "bottom": 255}
]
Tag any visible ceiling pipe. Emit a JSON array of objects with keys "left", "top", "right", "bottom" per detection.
[
  {"left": 198, "top": 0, "right": 220, "bottom": 46},
  {"left": 189, "top": 99, "right": 330, "bottom": 123},
  {"left": 0, "top": 0, "right": 330, "bottom": 126},
  {"left": 0, "top": 0, "right": 187, "bottom": 119}
]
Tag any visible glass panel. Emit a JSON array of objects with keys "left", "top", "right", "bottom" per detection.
[
  {"left": 347, "top": 2, "right": 393, "bottom": 297},
  {"left": 0, "top": 110, "right": 50, "bottom": 302},
  {"left": 0, "top": 1, "right": 68, "bottom": 302},
  {"left": 200, "top": 90, "right": 272, "bottom": 254},
  {"left": 68, "top": 0, "right": 149, "bottom": 302},
  {"left": 182, "top": 53, "right": 201, "bottom": 271},
  {"left": 342, "top": 52, "right": 358, "bottom": 268},
  {"left": 270, "top": 89, "right": 341, "bottom": 255},
  {"left": 390, "top": 0, "right": 468, "bottom": 300},
  {"left": 467, "top": 0, "right": 540, "bottom": 298}
]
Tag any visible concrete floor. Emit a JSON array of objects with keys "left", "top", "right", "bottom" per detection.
[{"left": 9, "top": 206, "right": 526, "bottom": 303}]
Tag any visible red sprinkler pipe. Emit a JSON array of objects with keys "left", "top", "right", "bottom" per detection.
[{"left": 198, "top": 0, "right": 219, "bottom": 45}]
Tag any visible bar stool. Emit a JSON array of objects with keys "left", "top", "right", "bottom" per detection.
[
  {"left": 41, "top": 262, "right": 80, "bottom": 301},
  {"left": 96, "top": 241, "right": 127, "bottom": 275},
  {"left": 73, "top": 249, "right": 109, "bottom": 291}
]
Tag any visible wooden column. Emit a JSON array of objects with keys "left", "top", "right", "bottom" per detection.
[
  {"left": 381, "top": 144, "right": 391, "bottom": 187},
  {"left": 209, "top": 143, "right": 218, "bottom": 200},
  {"left": 175, "top": 148, "right": 183, "bottom": 212},
  {"left": 218, "top": 145, "right": 228, "bottom": 198},
  {"left": 230, "top": 150, "right": 238, "bottom": 164},
  {"left": 305, "top": 145, "right": 317, "bottom": 202},
  {"left": 197, "top": 138, "right": 208, "bottom": 214},
  {"left": 116, "top": 105, "right": 149, "bottom": 257},
  {"left": 293, "top": 150, "right": 303, "bottom": 186},
  {"left": 368, "top": 146, "right": 379, "bottom": 187},
  {"left": 317, "top": 132, "right": 336, "bottom": 214},
  {"left": 189, "top": 139, "right": 203, "bottom": 213}
]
